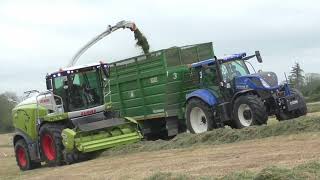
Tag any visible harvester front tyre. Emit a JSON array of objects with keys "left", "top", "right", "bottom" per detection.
[
  {"left": 186, "top": 98, "right": 216, "bottom": 134},
  {"left": 39, "top": 124, "right": 65, "bottom": 166},
  {"left": 233, "top": 95, "right": 267, "bottom": 128},
  {"left": 14, "top": 139, "right": 40, "bottom": 171},
  {"left": 276, "top": 88, "right": 307, "bottom": 121}
]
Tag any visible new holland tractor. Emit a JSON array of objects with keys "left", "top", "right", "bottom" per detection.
[
  {"left": 185, "top": 52, "right": 307, "bottom": 132},
  {"left": 12, "top": 21, "right": 143, "bottom": 171}
]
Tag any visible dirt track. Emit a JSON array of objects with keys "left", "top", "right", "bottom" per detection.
[{"left": 1, "top": 132, "right": 320, "bottom": 180}]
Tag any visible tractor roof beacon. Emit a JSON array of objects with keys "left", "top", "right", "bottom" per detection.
[{"left": 12, "top": 20, "right": 142, "bottom": 171}]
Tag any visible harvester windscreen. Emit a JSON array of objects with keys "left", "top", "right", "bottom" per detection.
[
  {"left": 221, "top": 60, "right": 249, "bottom": 81},
  {"left": 53, "top": 69, "right": 103, "bottom": 112}
]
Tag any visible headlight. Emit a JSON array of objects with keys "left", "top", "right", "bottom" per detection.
[{"left": 260, "top": 78, "right": 270, "bottom": 88}]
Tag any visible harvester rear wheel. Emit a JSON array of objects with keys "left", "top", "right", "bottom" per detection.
[
  {"left": 39, "top": 124, "right": 65, "bottom": 166},
  {"left": 233, "top": 95, "right": 267, "bottom": 128},
  {"left": 14, "top": 139, "right": 41, "bottom": 171},
  {"left": 186, "top": 98, "right": 216, "bottom": 134},
  {"left": 276, "top": 88, "right": 307, "bottom": 121}
]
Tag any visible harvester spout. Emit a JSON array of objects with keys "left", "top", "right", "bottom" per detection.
[{"left": 68, "top": 20, "right": 149, "bottom": 67}]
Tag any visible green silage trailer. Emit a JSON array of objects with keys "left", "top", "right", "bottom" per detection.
[{"left": 105, "top": 42, "right": 215, "bottom": 138}]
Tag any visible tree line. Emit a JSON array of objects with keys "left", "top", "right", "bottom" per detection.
[{"left": 288, "top": 62, "right": 320, "bottom": 102}]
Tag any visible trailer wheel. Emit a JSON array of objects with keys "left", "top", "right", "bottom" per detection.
[
  {"left": 186, "top": 98, "right": 216, "bottom": 134},
  {"left": 276, "top": 88, "right": 307, "bottom": 121},
  {"left": 14, "top": 139, "right": 41, "bottom": 171},
  {"left": 233, "top": 95, "right": 267, "bottom": 128},
  {"left": 39, "top": 124, "right": 65, "bottom": 166}
]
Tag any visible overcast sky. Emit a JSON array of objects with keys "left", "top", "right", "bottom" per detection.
[{"left": 0, "top": 0, "right": 319, "bottom": 95}]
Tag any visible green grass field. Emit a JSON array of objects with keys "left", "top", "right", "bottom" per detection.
[{"left": 146, "top": 161, "right": 320, "bottom": 180}]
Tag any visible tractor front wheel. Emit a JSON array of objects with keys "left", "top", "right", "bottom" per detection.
[
  {"left": 186, "top": 98, "right": 216, "bottom": 134},
  {"left": 233, "top": 95, "right": 268, "bottom": 128},
  {"left": 39, "top": 124, "right": 65, "bottom": 166},
  {"left": 14, "top": 139, "right": 41, "bottom": 171}
]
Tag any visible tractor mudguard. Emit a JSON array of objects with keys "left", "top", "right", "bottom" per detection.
[
  {"left": 13, "top": 129, "right": 39, "bottom": 161},
  {"left": 231, "top": 89, "right": 256, "bottom": 104},
  {"left": 186, "top": 89, "right": 218, "bottom": 106}
]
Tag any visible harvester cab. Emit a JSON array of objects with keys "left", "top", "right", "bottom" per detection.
[
  {"left": 45, "top": 63, "right": 110, "bottom": 114},
  {"left": 186, "top": 51, "right": 307, "bottom": 133}
]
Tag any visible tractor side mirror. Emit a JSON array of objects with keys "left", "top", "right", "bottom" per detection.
[
  {"left": 46, "top": 78, "right": 53, "bottom": 90},
  {"left": 255, "top": 51, "right": 263, "bottom": 63}
]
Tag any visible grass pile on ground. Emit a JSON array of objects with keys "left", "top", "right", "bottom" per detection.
[
  {"left": 307, "top": 103, "right": 320, "bottom": 113},
  {"left": 145, "top": 161, "right": 320, "bottom": 180},
  {"left": 105, "top": 115, "right": 320, "bottom": 155},
  {"left": 134, "top": 28, "right": 149, "bottom": 54}
]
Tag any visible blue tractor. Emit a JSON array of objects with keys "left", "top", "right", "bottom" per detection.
[{"left": 185, "top": 52, "right": 307, "bottom": 133}]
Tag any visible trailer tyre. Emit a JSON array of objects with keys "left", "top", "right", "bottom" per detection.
[
  {"left": 14, "top": 139, "right": 41, "bottom": 171},
  {"left": 233, "top": 95, "right": 267, "bottom": 128},
  {"left": 186, "top": 98, "right": 216, "bottom": 134},
  {"left": 39, "top": 124, "right": 65, "bottom": 166},
  {"left": 276, "top": 88, "right": 307, "bottom": 121}
]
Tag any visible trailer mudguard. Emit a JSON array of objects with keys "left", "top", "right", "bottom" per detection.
[{"left": 186, "top": 89, "right": 218, "bottom": 106}]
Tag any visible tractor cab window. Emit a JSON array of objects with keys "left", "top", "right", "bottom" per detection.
[
  {"left": 201, "top": 65, "right": 219, "bottom": 87},
  {"left": 198, "top": 65, "right": 221, "bottom": 96},
  {"left": 221, "top": 60, "right": 249, "bottom": 82}
]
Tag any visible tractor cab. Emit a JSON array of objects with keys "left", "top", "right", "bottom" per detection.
[
  {"left": 45, "top": 62, "right": 110, "bottom": 113},
  {"left": 190, "top": 51, "right": 276, "bottom": 99}
]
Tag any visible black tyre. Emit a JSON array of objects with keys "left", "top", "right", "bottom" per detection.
[
  {"left": 186, "top": 98, "right": 217, "bottom": 134},
  {"left": 276, "top": 88, "right": 307, "bottom": 121},
  {"left": 39, "top": 123, "right": 65, "bottom": 166},
  {"left": 64, "top": 150, "right": 104, "bottom": 165},
  {"left": 233, "top": 95, "right": 268, "bottom": 128},
  {"left": 14, "top": 139, "right": 41, "bottom": 171},
  {"left": 84, "top": 150, "right": 104, "bottom": 160}
]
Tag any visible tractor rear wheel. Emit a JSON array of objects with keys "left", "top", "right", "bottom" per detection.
[
  {"left": 39, "top": 124, "right": 65, "bottom": 166},
  {"left": 233, "top": 95, "right": 267, "bottom": 128},
  {"left": 14, "top": 139, "right": 41, "bottom": 171},
  {"left": 186, "top": 98, "right": 216, "bottom": 134},
  {"left": 276, "top": 88, "right": 307, "bottom": 121}
]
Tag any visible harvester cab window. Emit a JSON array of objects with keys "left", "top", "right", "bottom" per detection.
[
  {"left": 54, "top": 77, "right": 64, "bottom": 89},
  {"left": 68, "top": 74, "right": 85, "bottom": 110},
  {"left": 68, "top": 70, "right": 103, "bottom": 111}
]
